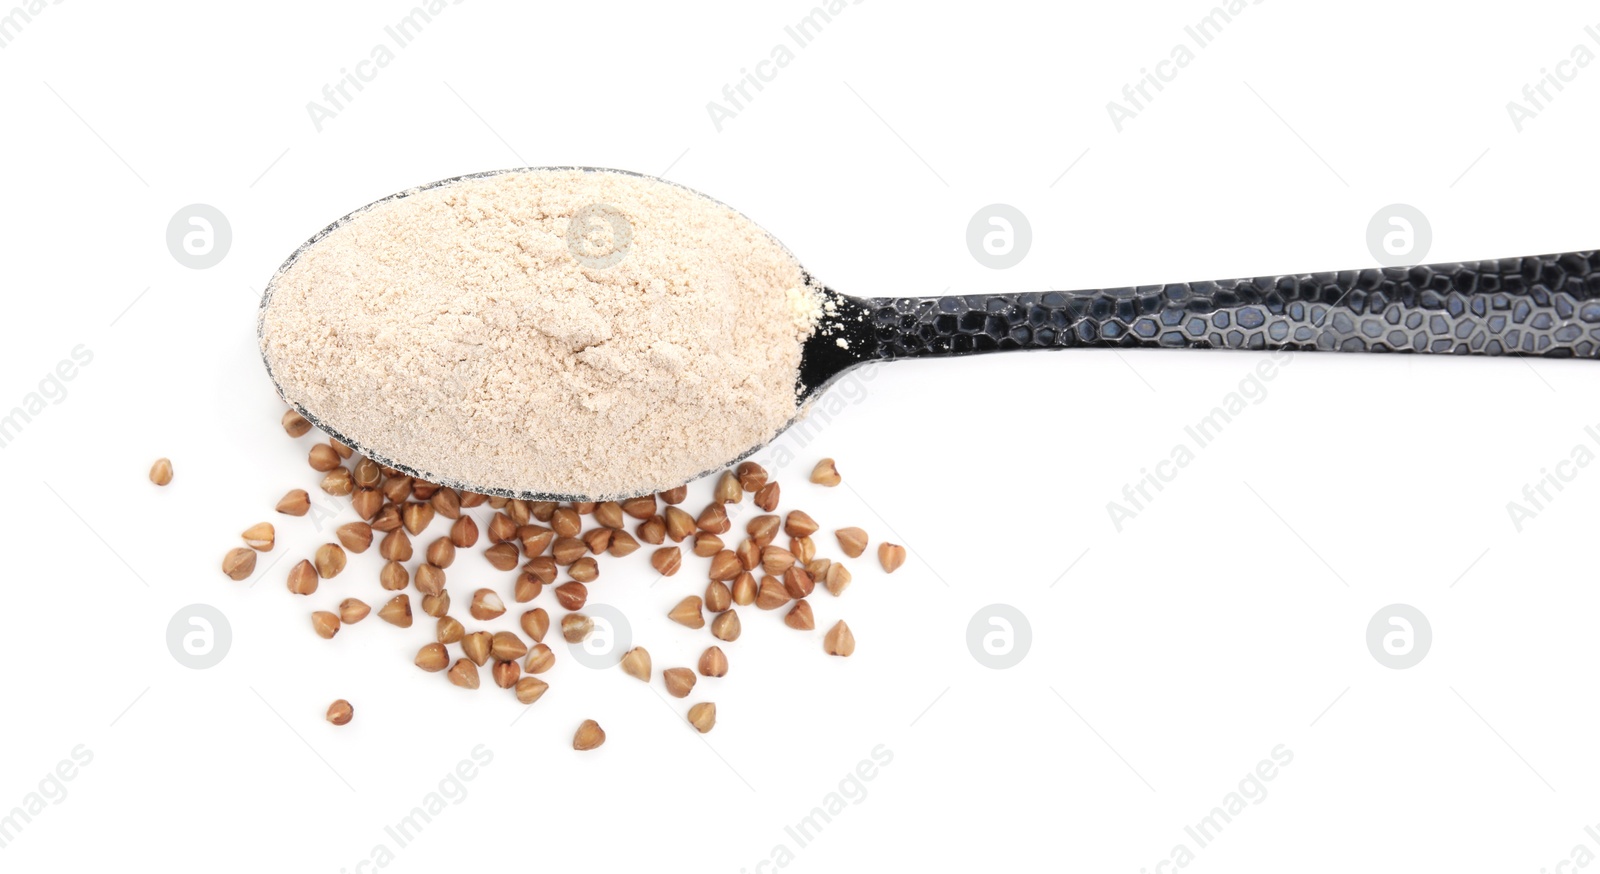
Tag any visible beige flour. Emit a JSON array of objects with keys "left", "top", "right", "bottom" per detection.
[{"left": 259, "top": 168, "right": 819, "bottom": 499}]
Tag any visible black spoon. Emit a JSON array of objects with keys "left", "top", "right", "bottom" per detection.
[{"left": 261, "top": 167, "right": 1599, "bottom": 500}]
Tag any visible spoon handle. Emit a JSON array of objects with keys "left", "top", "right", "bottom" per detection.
[{"left": 863, "top": 251, "right": 1600, "bottom": 360}]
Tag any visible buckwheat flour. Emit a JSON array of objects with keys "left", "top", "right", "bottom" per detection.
[{"left": 259, "top": 168, "right": 820, "bottom": 499}]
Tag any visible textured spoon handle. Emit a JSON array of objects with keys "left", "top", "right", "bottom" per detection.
[{"left": 866, "top": 251, "right": 1600, "bottom": 360}]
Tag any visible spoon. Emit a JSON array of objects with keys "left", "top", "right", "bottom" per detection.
[{"left": 260, "top": 167, "right": 1600, "bottom": 501}]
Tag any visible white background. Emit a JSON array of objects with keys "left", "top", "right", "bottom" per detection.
[{"left": 3, "top": 1, "right": 1599, "bottom": 871}]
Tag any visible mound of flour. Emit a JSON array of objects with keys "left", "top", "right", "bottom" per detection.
[{"left": 260, "top": 169, "right": 818, "bottom": 499}]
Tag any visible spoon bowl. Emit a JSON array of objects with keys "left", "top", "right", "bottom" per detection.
[{"left": 257, "top": 166, "right": 832, "bottom": 499}]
